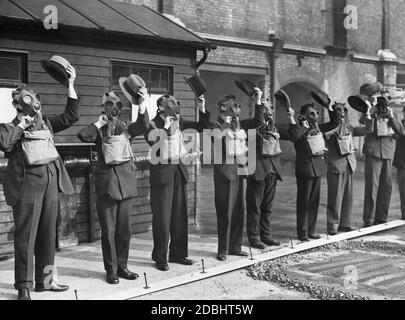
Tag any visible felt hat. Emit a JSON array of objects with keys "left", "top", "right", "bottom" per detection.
[
  {"left": 310, "top": 90, "right": 331, "bottom": 109},
  {"left": 235, "top": 79, "right": 256, "bottom": 99},
  {"left": 347, "top": 95, "right": 369, "bottom": 113},
  {"left": 360, "top": 82, "right": 383, "bottom": 97},
  {"left": 119, "top": 74, "right": 146, "bottom": 105},
  {"left": 274, "top": 89, "right": 291, "bottom": 110},
  {"left": 40, "top": 55, "right": 72, "bottom": 87},
  {"left": 184, "top": 74, "right": 207, "bottom": 97}
]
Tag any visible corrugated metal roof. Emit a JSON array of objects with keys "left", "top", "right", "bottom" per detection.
[{"left": 0, "top": 0, "right": 212, "bottom": 49}]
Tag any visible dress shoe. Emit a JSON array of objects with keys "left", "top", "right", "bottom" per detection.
[
  {"left": 106, "top": 272, "right": 119, "bottom": 284},
  {"left": 373, "top": 220, "right": 386, "bottom": 225},
  {"left": 35, "top": 281, "right": 69, "bottom": 292},
  {"left": 298, "top": 236, "right": 309, "bottom": 242},
  {"left": 229, "top": 251, "right": 249, "bottom": 257},
  {"left": 18, "top": 288, "right": 31, "bottom": 300},
  {"left": 169, "top": 257, "right": 194, "bottom": 265},
  {"left": 249, "top": 240, "right": 266, "bottom": 249},
  {"left": 328, "top": 229, "right": 338, "bottom": 236},
  {"left": 308, "top": 234, "right": 321, "bottom": 240},
  {"left": 363, "top": 222, "right": 373, "bottom": 228},
  {"left": 117, "top": 268, "right": 139, "bottom": 280},
  {"left": 337, "top": 226, "right": 355, "bottom": 233},
  {"left": 155, "top": 262, "right": 169, "bottom": 271},
  {"left": 262, "top": 239, "right": 281, "bottom": 247},
  {"left": 216, "top": 253, "right": 227, "bottom": 261}
]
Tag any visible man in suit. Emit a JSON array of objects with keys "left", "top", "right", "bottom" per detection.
[
  {"left": 0, "top": 65, "right": 79, "bottom": 300},
  {"left": 325, "top": 102, "right": 372, "bottom": 235},
  {"left": 362, "top": 92, "right": 404, "bottom": 227},
  {"left": 209, "top": 88, "right": 264, "bottom": 261},
  {"left": 77, "top": 90, "right": 149, "bottom": 284},
  {"left": 287, "top": 102, "right": 338, "bottom": 241},
  {"left": 145, "top": 95, "right": 209, "bottom": 271},
  {"left": 246, "top": 100, "right": 291, "bottom": 249},
  {"left": 394, "top": 106, "right": 405, "bottom": 220}
]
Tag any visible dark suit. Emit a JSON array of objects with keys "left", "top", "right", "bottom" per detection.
[
  {"left": 288, "top": 118, "right": 337, "bottom": 239},
  {"left": 246, "top": 124, "right": 289, "bottom": 243},
  {"left": 0, "top": 97, "right": 79, "bottom": 290},
  {"left": 78, "top": 112, "right": 148, "bottom": 273},
  {"left": 362, "top": 113, "right": 404, "bottom": 225},
  {"left": 210, "top": 104, "right": 264, "bottom": 254},
  {"left": 145, "top": 111, "right": 210, "bottom": 264},
  {"left": 325, "top": 119, "right": 371, "bottom": 232},
  {"left": 393, "top": 119, "right": 405, "bottom": 219}
]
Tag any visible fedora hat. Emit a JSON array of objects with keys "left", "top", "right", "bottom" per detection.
[
  {"left": 347, "top": 95, "right": 369, "bottom": 113},
  {"left": 40, "top": 55, "right": 72, "bottom": 87},
  {"left": 119, "top": 74, "right": 146, "bottom": 105},
  {"left": 274, "top": 89, "right": 291, "bottom": 110},
  {"left": 360, "top": 82, "right": 383, "bottom": 97},
  {"left": 235, "top": 79, "right": 256, "bottom": 99},
  {"left": 184, "top": 74, "right": 207, "bottom": 97},
  {"left": 310, "top": 90, "right": 331, "bottom": 109}
]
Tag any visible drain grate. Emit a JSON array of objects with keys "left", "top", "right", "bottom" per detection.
[{"left": 297, "top": 251, "right": 405, "bottom": 292}]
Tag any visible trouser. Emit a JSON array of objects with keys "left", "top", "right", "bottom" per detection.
[
  {"left": 397, "top": 167, "right": 405, "bottom": 219},
  {"left": 246, "top": 173, "right": 277, "bottom": 242},
  {"left": 363, "top": 156, "right": 392, "bottom": 225},
  {"left": 296, "top": 176, "right": 321, "bottom": 238},
  {"left": 96, "top": 196, "right": 134, "bottom": 272},
  {"left": 150, "top": 167, "right": 188, "bottom": 264},
  {"left": 214, "top": 176, "right": 245, "bottom": 254},
  {"left": 12, "top": 163, "right": 58, "bottom": 290},
  {"left": 327, "top": 169, "right": 353, "bottom": 231}
]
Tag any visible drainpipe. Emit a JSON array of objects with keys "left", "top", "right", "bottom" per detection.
[{"left": 268, "top": 33, "right": 285, "bottom": 104}]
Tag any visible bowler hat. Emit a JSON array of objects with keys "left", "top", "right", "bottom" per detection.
[
  {"left": 310, "top": 91, "right": 331, "bottom": 109},
  {"left": 184, "top": 74, "right": 207, "bottom": 97},
  {"left": 40, "top": 55, "right": 72, "bottom": 87},
  {"left": 119, "top": 74, "right": 146, "bottom": 105},
  {"left": 347, "top": 95, "right": 369, "bottom": 113}
]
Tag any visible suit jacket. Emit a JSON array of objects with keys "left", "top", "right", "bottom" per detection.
[
  {"left": 77, "top": 112, "right": 149, "bottom": 200},
  {"left": 288, "top": 115, "right": 338, "bottom": 178},
  {"left": 326, "top": 118, "right": 372, "bottom": 174},
  {"left": 145, "top": 111, "right": 210, "bottom": 186},
  {"left": 210, "top": 104, "right": 264, "bottom": 182},
  {"left": 394, "top": 119, "right": 405, "bottom": 169},
  {"left": 249, "top": 125, "right": 290, "bottom": 182},
  {"left": 0, "top": 97, "right": 80, "bottom": 206},
  {"left": 362, "top": 113, "right": 404, "bottom": 160}
]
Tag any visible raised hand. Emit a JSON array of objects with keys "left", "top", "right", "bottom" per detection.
[
  {"left": 66, "top": 65, "right": 76, "bottom": 85},
  {"left": 137, "top": 87, "right": 148, "bottom": 114},
  {"left": 95, "top": 113, "right": 108, "bottom": 129},
  {"left": 18, "top": 115, "right": 35, "bottom": 130},
  {"left": 197, "top": 95, "right": 206, "bottom": 113},
  {"left": 253, "top": 87, "right": 263, "bottom": 105}
]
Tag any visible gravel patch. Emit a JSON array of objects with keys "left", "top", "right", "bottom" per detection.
[{"left": 247, "top": 240, "right": 405, "bottom": 300}]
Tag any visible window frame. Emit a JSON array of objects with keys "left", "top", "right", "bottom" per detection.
[
  {"left": 110, "top": 59, "right": 174, "bottom": 95},
  {"left": 0, "top": 50, "right": 28, "bottom": 88}
]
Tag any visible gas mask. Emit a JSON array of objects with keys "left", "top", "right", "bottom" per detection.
[
  {"left": 376, "top": 95, "right": 392, "bottom": 115},
  {"left": 305, "top": 107, "right": 319, "bottom": 126},
  {"left": 218, "top": 95, "right": 241, "bottom": 119},
  {"left": 299, "top": 104, "right": 319, "bottom": 129},
  {"left": 157, "top": 95, "right": 180, "bottom": 119},
  {"left": 264, "top": 103, "right": 275, "bottom": 122},
  {"left": 103, "top": 96, "right": 123, "bottom": 120},
  {"left": 12, "top": 89, "right": 41, "bottom": 117},
  {"left": 333, "top": 103, "right": 348, "bottom": 121}
]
